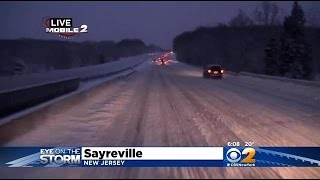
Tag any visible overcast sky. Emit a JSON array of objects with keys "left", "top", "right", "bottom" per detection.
[{"left": 0, "top": 1, "right": 319, "bottom": 49}]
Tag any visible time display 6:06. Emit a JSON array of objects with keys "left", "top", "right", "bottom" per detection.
[{"left": 227, "top": 142, "right": 240, "bottom": 147}]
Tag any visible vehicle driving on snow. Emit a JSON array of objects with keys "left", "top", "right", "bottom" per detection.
[{"left": 203, "top": 65, "right": 224, "bottom": 79}]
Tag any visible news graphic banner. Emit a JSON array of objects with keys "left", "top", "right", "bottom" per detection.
[{"left": 0, "top": 147, "right": 319, "bottom": 167}]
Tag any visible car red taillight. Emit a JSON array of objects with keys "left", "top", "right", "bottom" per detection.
[{"left": 221, "top": 70, "right": 224, "bottom": 73}]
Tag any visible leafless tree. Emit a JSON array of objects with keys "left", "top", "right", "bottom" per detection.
[
  {"left": 254, "top": 1, "right": 282, "bottom": 25},
  {"left": 305, "top": 8, "right": 320, "bottom": 27},
  {"left": 229, "top": 9, "right": 254, "bottom": 27}
]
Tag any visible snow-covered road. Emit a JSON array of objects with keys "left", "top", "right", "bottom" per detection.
[{"left": 0, "top": 61, "right": 320, "bottom": 178}]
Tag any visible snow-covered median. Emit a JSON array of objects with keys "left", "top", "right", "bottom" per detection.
[
  {"left": 0, "top": 54, "right": 150, "bottom": 93},
  {"left": 0, "top": 53, "right": 154, "bottom": 124}
]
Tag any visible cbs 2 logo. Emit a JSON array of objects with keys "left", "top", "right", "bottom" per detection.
[{"left": 226, "top": 148, "right": 256, "bottom": 163}]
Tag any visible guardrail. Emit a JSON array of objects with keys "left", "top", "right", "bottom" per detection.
[
  {"left": 0, "top": 54, "right": 151, "bottom": 119},
  {"left": 80, "top": 56, "right": 147, "bottom": 82},
  {"left": 0, "top": 78, "right": 80, "bottom": 118},
  {"left": 225, "top": 71, "right": 239, "bottom": 76},
  {"left": 239, "top": 72, "right": 320, "bottom": 88},
  {"left": 0, "top": 54, "right": 149, "bottom": 93},
  {"left": 224, "top": 70, "right": 320, "bottom": 88}
]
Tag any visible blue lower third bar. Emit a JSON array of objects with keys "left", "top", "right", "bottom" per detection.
[{"left": 82, "top": 160, "right": 223, "bottom": 167}]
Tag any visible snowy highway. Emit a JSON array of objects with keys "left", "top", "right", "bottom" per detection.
[{"left": 1, "top": 59, "right": 320, "bottom": 178}]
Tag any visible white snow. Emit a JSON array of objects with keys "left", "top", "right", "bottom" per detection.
[
  {"left": 0, "top": 53, "right": 154, "bottom": 93},
  {"left": 0, "top": 53, "right": 158, "bottom": 126},
  {"left": 1, "top": 57, "right": 320, "bottom": 179},
  {"left": 0, "top": 57, "right": 154, "bottom": 126}
]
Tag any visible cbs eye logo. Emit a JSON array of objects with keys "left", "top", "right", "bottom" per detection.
[{"left": 226, "top": 148, "right": 256, "bottom": 163}]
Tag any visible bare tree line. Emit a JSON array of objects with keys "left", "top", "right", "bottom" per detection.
[
  {"left": 0, "top": 39, "right": 164, "bottom": 76},
  {"left": 228, "top": 1, "right": 320, "bottom": 27}
]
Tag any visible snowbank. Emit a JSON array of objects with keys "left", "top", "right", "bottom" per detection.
[
  {"left": 239, "top": 72, "right": 320, "bottom": 88},
  {"left": 0, "top": 54, "right": 149, "bottom": 93},
  {"left": 0, "top": 53, "right": 152, "bottom": 119}
]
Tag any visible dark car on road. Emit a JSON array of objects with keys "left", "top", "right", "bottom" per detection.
[{"left": 203, "top": 65, "right": 224, "bottom": 79}]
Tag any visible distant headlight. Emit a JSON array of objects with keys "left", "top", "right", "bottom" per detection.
[
  {"left": 221, "top": 70, "right": 224, "bottom": 73},
  {"left": 208, "top": 70, "right": 211, "bottom": 73}
]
